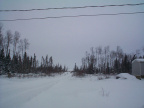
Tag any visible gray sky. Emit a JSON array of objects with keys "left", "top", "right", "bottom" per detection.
[{"left": 0, "top": 0, "right": 144, "bottom": 70}]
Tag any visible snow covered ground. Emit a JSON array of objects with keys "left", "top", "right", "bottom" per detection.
[{"left": 0, "top": 72, "right": 144, "bottom": 108}]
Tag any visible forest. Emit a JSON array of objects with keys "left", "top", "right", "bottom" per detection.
[
  {"left": 0, "top": 23, "right": 144, "bottom": 76},
  {"left": 73, "top": 45, "right": 144, "bottom": 75},
  {"left": 0, "top": 23, "right": 67, "bottom": 76}
]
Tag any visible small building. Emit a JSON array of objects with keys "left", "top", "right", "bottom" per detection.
[{"left": 132, "top": 59, "right": 144, "bottom": 77}]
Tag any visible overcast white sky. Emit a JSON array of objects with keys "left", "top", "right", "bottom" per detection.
[{"left": 0, "top": 0, "right": 144, "bottom": 70}]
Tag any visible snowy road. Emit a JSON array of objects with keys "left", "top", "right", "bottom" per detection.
[{"left": 0, "top": 73, "right": 144, "bottom": 108}]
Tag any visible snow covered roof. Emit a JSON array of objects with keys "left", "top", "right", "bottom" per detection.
[{"left": 132, "top": 59, "right": 144, "bottom": 63}]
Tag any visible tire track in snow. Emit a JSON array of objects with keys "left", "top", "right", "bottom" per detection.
[{"left": 0, "top": 78, "right": 60, "bottom": 108}]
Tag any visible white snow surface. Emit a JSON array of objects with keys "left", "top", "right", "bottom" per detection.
[
  {"left": 116, "top": 73, "right": 137, "bottom": 80},
  {"left": 0, "top": 72, "right": 144, "bottom": 108}
]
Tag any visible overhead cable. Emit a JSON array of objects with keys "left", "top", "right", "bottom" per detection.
[
  {"left": 0, "top": 11, "right": 144, "bottom": 21},
  {"left": 0, "top": 3, "right": 144, "bottom": 12}
]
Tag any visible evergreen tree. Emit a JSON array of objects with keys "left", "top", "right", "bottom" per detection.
[
  {"left": 23, "top": 52, "right": 27, "bottom": 73},
  {"left": 33, "top": 53, "right": 36, "bottom": 72},
  {"left": 49, "top": 56, "right": 53, "bottom": 67},
  {"left": 0, "top": 49, "right": 5, "bottom": 74},
  {"left": 11, "top": 54, "right": 19, "bottom": 73},
  {"left": 4, "top": 50, "right": 11, "bottom": 73},
  {"left": 88, "top": 63, "right": 94, "bottom": 74},
  {"left": 122, "top": 54, "right": 130, "bottom": 73},
  {"left": 18, "top": 55, "right": 22, "bottom": 73},
  {"left": 74, "top": 63, "right": 77, "bottom": 72},
  {"left": 29, "top": 56, "right": 33, "bottom": 73}
]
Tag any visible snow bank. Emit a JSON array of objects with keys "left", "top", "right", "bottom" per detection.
[
  {"left": 0, "top": 72, "right": 144, "bottom": 108},
  {"left": 116, "top": 73, "right": 137, "bottom": 80}
]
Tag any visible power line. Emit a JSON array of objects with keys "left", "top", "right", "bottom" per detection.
[
  {"left": 0, "top": 11, "right": 144, "bottom": 22},
  {"left": 0, "top": 3, "right": 144, "bottom": 12}
]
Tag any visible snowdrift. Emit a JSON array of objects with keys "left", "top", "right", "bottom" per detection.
[{"left": 116, "top": 73, "right": 137, "bottom": 80}]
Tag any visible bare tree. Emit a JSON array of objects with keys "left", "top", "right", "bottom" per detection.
[
  {"left": 40, "top": 56, "right": 45, "bottom": 72},
  {"left": 24, "top": 38, "right": 30, "bottom": 53},
  {"left": 110, "top": 50, "right": 116, "bottom": 68},
  {"left": 106, "top": 46, "right": 110, "bottom": 64},
  {"left": 116, "top": 46, "right": 123, "bottom": 60},
  {"left": 136, "top": 49, "right": 140, "bottom": 58},
  {"left": 45, "top": 55, "right": 49, "bottom": 68},
  {"left": 13, "top": 31, "right": 20, "bottom": 55},
  {"left": 104, "top": 46, "right": 110, "bottom": 68},
  {"left": 90, "top": 47, "right": 95, "bottom": 67},
  {"left": 18, "top": 39, "right": 24, "bottom": 57},
  {"left": 85, "top": 51, "right": 89, "bottom": 68},
  {"left": 98, "top": 46, "right": 102, "bottom": 70},
  {"left": 81, "top": 58, "right": 86, "bottom": 70},
  {"left": 49, "top": 56, "right": 53, "bottom": 68},
  {"left": 95, "top": 47, "right": 98, "bottom": 67},
  {"left": 0, "top": 23, "right": 3, "bottom": 50},
  {"left": 5, "top": 30, "right": 13, "bottom": 55}
]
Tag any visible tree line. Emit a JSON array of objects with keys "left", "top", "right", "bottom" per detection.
[
  {"left": 0, "top": 23, "right": 67, "bottom": 75},
  {"left": 73, "top": 46, "right": 144, "bottom": 75}
]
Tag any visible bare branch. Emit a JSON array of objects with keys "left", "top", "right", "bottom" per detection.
[{"left": 24, "top": 38, "right": 30, "bottom": 52}]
